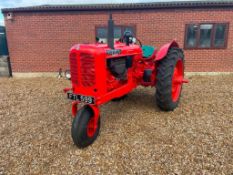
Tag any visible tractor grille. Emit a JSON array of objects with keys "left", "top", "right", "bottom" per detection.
[
  {"left": 70, "top": 53, "right": 78, "bottom": 85},
  {"left": 80, "top": 53, "right": 96, "bottom": 87}
]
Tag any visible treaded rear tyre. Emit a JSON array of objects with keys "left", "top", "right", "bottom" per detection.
[{"left": 156, "top": 47, "right": 184, "bottom": 111}]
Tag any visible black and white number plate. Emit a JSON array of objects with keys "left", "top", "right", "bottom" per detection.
[{"left": 67, "top": 92, "right": 95, "bottom": 104}]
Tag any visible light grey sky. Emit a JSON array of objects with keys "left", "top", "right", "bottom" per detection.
[{"left": 0, "top": 0, "right": 217, "bottom": 26}]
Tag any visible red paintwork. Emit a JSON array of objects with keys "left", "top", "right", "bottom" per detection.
[
  {"left": 65, "top": 40, "right": 186, "bottom": 128},
  {"left": 156, "top": 40, "right": 179, "bottom": 61},
  {"left": 87, "top": 117, "right": 95, "bottom": 137},
  {"left": 171, "top": 59, "right": 183, "bottom": 102},
  {"left": 71, "top": 101, "right": 78, "bottom": 117},
  {"left": 69, "top": 43, "right": 143, "bottom": 106},
  {"left": 87, "top": 105, "right": 100, "bottom": 137},
  {"left": 63, "top": 87, "right": 72, "bottom": 93}
]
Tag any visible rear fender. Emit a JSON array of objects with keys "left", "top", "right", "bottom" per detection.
[{"left": 156, "top": 40, "right": 179, "bottom": 61}]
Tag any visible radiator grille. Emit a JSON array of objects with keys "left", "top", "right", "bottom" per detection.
[
  {"left": 80, "top": 53, "right": 96, "bottom": 87},
  {"left": 70, "top": 53, "right": 78, "bottom": 85}
]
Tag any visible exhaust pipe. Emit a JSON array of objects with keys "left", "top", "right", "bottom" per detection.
[{"left": 107, "top": 14, "right": 114, "bottom": 49}]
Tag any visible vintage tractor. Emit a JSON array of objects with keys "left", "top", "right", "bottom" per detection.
[{"left": 64, "top": 15, "right": 188, "bottom": 148}]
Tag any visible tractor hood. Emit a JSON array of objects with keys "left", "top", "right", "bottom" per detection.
[{"left": 70, "top": 43, "right": 142, "bottom": 58}]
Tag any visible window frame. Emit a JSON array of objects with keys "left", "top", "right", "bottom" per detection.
[
  {"left": 95, "top": 25, "right": 136, "bottom": 42},
  {"left": 184, "top": 22, "right": 229, "bottom": 50}
]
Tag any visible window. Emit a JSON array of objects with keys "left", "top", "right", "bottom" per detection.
[
  {"left": 185, "top": 23, "right": 229, "bottom": 49},
  {"left": 214, "top": 24, "right": 227, "bottom": 47},
  {"left": 199, "top": 24, "right": 213, "bottom": 48},
  {"left": 96, "top": 27, "right": 108, "bottom": 43},
  {"left": 186, "top": 24, "right": 198, "bottom": 48},
  {"left": 96, "top": 25, "right": 136, "bottom": 43}
]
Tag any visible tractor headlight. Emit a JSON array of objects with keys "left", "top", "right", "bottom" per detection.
[{"left": 65, "top": 70, "right": 71, "bottom": 80}]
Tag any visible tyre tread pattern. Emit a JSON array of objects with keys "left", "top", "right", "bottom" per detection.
[{"left": 156, "top": 47, "right": 184, "bottom": 111}]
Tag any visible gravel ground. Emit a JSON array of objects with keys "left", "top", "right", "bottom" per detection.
[{"left": 0, "top": 75, "right": 233, "bottom": 174}]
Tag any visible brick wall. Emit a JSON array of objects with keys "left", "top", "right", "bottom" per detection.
[{"left": 4, "top": 8, "right": 233, "bottom": 72}]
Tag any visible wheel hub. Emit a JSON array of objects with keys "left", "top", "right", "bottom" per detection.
[
  {"left": 171, "top": 59, "right": 184, "bottom": 102},
  {"left": 87, "top": 117, "right": 97, "bottom": 138}
]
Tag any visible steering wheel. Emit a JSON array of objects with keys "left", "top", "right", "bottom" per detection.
[
  {"left": 119, "top": 31, "right": 142, "bottom": 47},
  {"left": 135, "top": 37, "right": 142, "bottom": 48}
]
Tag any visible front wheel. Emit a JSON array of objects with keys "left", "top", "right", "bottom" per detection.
[
  {"left": 156, "top": 47, "right": 184, "bottom": 111},
  {"left": 71, "top": 105, "right": 100, "bottom": 148}
]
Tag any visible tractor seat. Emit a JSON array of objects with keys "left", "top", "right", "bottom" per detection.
[{"left": 142, "top": 45, "right": 156, "bottom": 59}]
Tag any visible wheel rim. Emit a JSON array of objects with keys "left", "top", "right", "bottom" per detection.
[
  {"left": 87, "top": 117, "right": 97, "bottom": 138},
  {"left": 172, "top": 59, "right": 184, "bottom": 102}
]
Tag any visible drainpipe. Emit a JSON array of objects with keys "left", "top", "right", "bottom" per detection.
[{"left": 3, "top": 27, "right": 12, "bottom": 77}]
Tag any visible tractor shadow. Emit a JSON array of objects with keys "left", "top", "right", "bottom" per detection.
[
  {"left": 98, "top": 88, "right": 163, "bottom": 134},
  {"left": 101, "top": 88, "right": 160, "bottom": 118}
]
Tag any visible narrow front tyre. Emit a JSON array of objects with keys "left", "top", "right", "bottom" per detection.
[{"left": 71, "top": 105, "right": 100, "bottom": 148}]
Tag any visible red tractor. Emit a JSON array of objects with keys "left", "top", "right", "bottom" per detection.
[{"left": 64, "top": 15, "right": 188, "bottom": 148}]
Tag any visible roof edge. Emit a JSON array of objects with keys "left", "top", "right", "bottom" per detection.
[{"left": 2, "top": 1, "right": 233, "bottom": 13}]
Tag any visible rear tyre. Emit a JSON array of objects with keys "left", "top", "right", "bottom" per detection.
[
  {"left": 71, "top": 105, "right": 100, "bottom": 148},
  {"left": 156, "top": 47, "right": 184, "bottom": 111}
]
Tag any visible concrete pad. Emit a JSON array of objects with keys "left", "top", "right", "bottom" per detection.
[
  {"left": 185, "top": 72, "right": 233, "bottom": 76},
  {"left": 12, "top": 72, "right": 58, "bottom": 78}
]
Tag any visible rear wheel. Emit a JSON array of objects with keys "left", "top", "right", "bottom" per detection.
[
  {"left": 71, "top": 105, "right": 100, "bottom": 148},
  {"left": 156, "top": 47, "right": 184, "bottom": 111}
]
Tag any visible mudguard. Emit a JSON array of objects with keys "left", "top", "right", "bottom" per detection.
[{"left": 156, "top": 40, "right": 179, "bottom": 61}]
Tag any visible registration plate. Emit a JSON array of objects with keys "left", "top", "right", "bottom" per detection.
[{"left": 67, "top": 92, "right": 95, "bottom": 104}]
